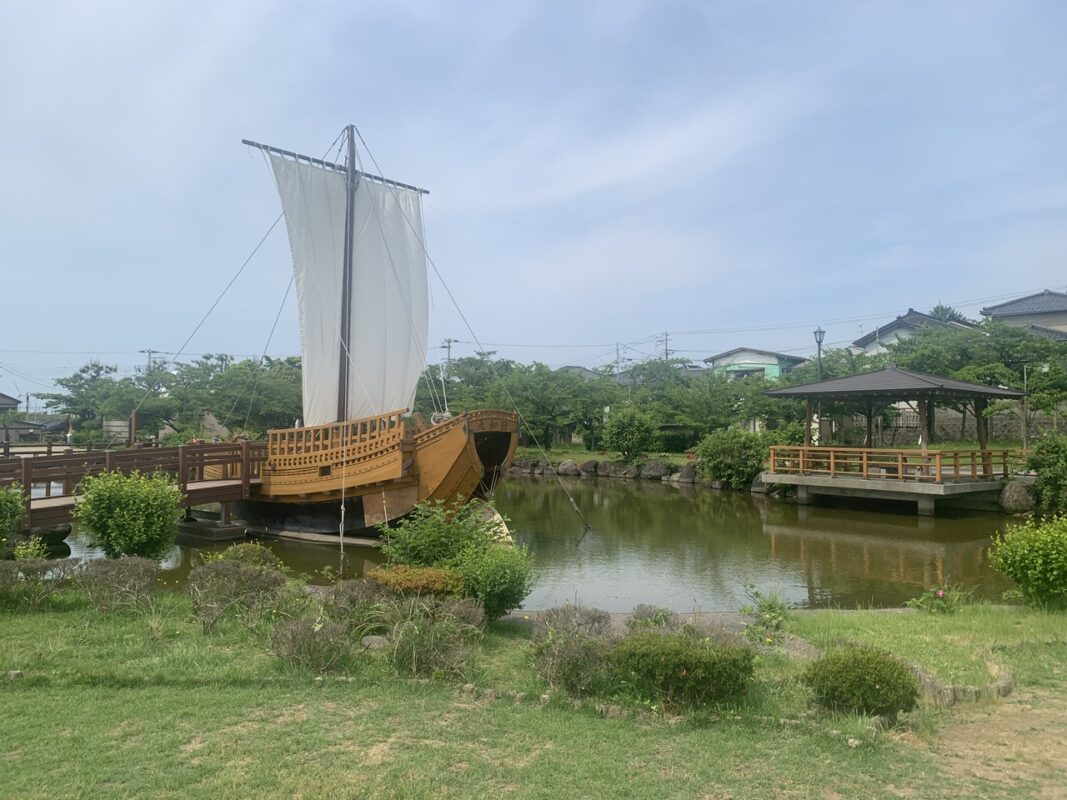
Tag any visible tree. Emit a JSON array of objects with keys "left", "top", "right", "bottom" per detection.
[
  {"left": 603, "top": 406, "right": 654, "bottom": 461},
  {"left": 928, "top": 304, "right": 973, "bottom": 324}
]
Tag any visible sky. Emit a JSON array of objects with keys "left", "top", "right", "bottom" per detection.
[{"left": 3, "top": 0, "right": 1067, "bottom": 407}]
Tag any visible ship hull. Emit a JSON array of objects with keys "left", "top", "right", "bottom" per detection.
[{"left": 235, "top": 410, "right": 517, "bottom": 539}]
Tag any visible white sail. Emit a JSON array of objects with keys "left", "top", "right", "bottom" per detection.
[{"left": 269, "top": 154, "right": 429, "bottom": 426}]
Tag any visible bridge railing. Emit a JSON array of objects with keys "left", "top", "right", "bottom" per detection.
[{"left": 767, "top": 446, "right": 1024, "bottom": 482}]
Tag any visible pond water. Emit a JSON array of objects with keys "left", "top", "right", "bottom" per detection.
[{"left": 58, "top": 476, "right": 1013, "bottom": 612}]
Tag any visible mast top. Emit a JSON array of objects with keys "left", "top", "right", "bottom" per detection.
[{"left": 242, "top": 138, "right": 429, "bottom": 195}]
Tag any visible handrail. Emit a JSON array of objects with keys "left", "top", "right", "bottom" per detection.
[{"left": 767, "top": 446, "right": 1024, "bottom": 483}]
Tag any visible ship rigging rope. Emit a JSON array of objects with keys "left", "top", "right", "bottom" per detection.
[{"left": 353, "top": 126, "right": 591, "bottom": 530}]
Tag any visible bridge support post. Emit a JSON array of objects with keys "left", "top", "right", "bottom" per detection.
[
  {"left": 917, "top": 496, "right": 935, "bottom": 516},
  {"left": 796, "top": 485, "right": 812, "bottom": 505},
  {"left": 220, "top": 502, "right": 232, "bottom": 524}
]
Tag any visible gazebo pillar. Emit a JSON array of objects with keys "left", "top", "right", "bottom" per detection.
[
  {"left": 804, "top": 399, "right": 813, "bottom": 447},
  {"left": 975, "top": 398, "right": 992, "bottom": 477},
  {"left": 864, "top": 401, "right": 874, "bottom": 447},
  {"left": 917, "top": 398, "right": 929, "bottom": 454}
]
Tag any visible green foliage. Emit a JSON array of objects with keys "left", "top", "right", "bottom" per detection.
[
  {"left": 186, "top": 560, "right": 290, "bottom": 633},
  {"left": 269, "top": 615, "right": 354, "bottom": 673},
  {"left": 739, "top": 585, "right": 791, "bottom": 644},
  {"left": 532, "top": 605, "right": 614, "bottom": 697},
  {"left": 0, "top": 559, "right": 76, "bottom": 609},
  {"left": 989, "top": 516, "right": 1067, "bottom": 607},
  {"left": 204, "top": 542, "right": 286, "bottom": 572},
  {"left": 0, "top": 487, "right": 24, "bottom": 544},
  {"left": 1027, "top": 434, "right": 1067, "bottom": 518},
  {"left": 695, "top": 429, "right": 775, "bottom": 489},
  {"left": 367, "top": 564, "right": 462, "bottom": 596},
  {"left": 450, "top": 543, "right": 534, "bottom": 620},
  {"left": 75, "top": 557, "right": 160, "bottom": 612},
  {"left": 904, "top": 585, "right": 972, "bottom": 614},
  {"left": 627, "top": 604, "right": 678, "bottom": 631},
  {"left": 802, "top": 646, "right": 920, "bottom": 717},
  {"left": 384, "top": 596, "right": 482, "bottom": 679},
  {"left": 380, "top": 500, "right": 499, "bottom": 567},
  {"left": 13, "top": 536, "right": 49, "bottom": 560},
  {"left": 72, "top": 470, "right": 184, "bottom": 559},
  {"left": 320, "top": 578, "right": 387, "bottom": 633},
  {"left": 603, "top": 406, "right": 654, "bottom": 462},
  {"left": 609, "top": 630, "right": 756, "bottom": 709}
]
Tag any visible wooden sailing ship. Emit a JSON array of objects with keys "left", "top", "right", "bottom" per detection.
[{"left": 236, "top": 126, "right": 518, "bottom": 537}]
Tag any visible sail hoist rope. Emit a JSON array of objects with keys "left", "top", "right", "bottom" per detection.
[{"left": 353, "top": 126, "right": 591, "bottom": 530}]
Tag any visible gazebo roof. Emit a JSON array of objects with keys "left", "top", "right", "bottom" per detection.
[{"left": 765, "top": 365, "right": 1025, "bottom": 401}]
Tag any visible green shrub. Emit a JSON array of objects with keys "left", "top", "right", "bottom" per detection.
[
  {"left": 534, "top": 604, "right": 612, "bottom": 641},
  {"left": 0, "top": 559, "right": 76, "bottom": 609},
  {"left": 379, "top": 500, "right": 500, "bottom": 567},
  {"left": 384, "top": 596, "right": 482, "bottom": 679},
  {"left": 603, "top": 407, "right": 655, "bottom": 462},
  {"left": 609, "top": 630, "right": 755, "bottom": 709},
  {"left": 627, "top": 604, "right": 678, "bottom": 631},
  {"left": 904, "top": 584, "right": 972, "bottom": 614},
  {"left": 534, "top": 630, "right": 612, "bottom": 697},
  {"left": 76, "top": 557, "right": 160, "bottom": 612},
  {"left": 186, "top": 560, "right": 289, "bottom": 633},
  {"left": 0, "top": 487, "right": 24, "bottom": 548},
  {"left": 989, "top": 516, "right": 1067, "bottom": 607},
  {"left": 204, "top": 542, "right": 286, "bottom": 572},
  {"left": 739, "top": 585, "right": 791, "bottom": 644},
  {"left": 13, "top": 536, "right": 49, "bottom": 560},
  {"left": 72, "top": 470, "right": 184, "bottom": 559},
  {"left": 367, "top": 564, "right": 461, "bottom": 596},
  {"left": 694, "top": 429, "right": 774, "bottom": 489},
  {"left": 450, "top": 543, "right": 533, "bottom": 620},
  {"left": 269, "top": 616, "right": 353, "bottom": 673},
  {"left": 321, "top": 578, "right": 387, "bottom": 633},
  {"left": 1027, "top": 434, "right": 1067, "bottom": 518},
  {"left": 803, "top": 645, "right": 919, "bottom": 717}
]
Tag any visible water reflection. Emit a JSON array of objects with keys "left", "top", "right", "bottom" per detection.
[
  {"left": 59, "top": 476, "right": 1010, "bottom": 612},
  {"left": 496, "top": 477, "right": 1010, "bottom": 612}
]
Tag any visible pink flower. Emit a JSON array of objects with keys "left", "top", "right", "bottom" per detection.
[{"left": 936, "top": 589, "right": 945, "bottom": 598}]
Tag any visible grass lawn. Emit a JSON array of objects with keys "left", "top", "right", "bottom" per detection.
[
  {"left": 514, "top": 443, "right": 692, "bottom": 468},
  {"left": 2, "top": 597, "right": 1065, "bottom": 799}
]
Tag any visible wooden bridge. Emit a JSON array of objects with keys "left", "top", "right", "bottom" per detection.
[
  {"left": 765, "top": 446, "right": 1025, "bottom": 515},
  {"left": 0, "top": 443, "right": 268, "bottom": 531}
]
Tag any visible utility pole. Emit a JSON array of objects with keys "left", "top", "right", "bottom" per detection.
[
  {"left": 140, "top": 348, "right": 156, "bottom": 376},
  {"left": 615, "top": 342, "right": 621, "bottom": 378},
  {"left": 442, "top": 338, "right": 456, "bottom": 380},
  {"left": 657, "top": 331, "right": 673, "bottom": 361}
]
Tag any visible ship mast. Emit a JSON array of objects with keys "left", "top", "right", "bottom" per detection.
[{"left": 338, "top": 125, "right": 357, "bottom": 422}]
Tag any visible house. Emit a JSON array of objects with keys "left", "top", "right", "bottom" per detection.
[
  {"left": 850, "top": 308, "right": 973, "bottom": 355},
  {"left": 0, "top": 392, "right": 20, "bottom": 414},
  {"left": 980, "top": 290, "right": 1067, "bottom": 333},
  {"left": 0, "top": 419, "right": 42, "bottom": 443},
  {"left": 703, "top": 348, "right": 807, "bottom": 380}
]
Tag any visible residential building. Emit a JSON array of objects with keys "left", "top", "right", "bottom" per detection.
[
  {"left": 0, "top": 392, "right": 19, "bottom": 414},
  {"left": 850, "top": 308, "right": 973, "bottom": 356},
  {"left": 702, "top": 348, "right": 807, "bottom": 380},
  {"left": 980, "top": 290, "right": 1067, "bottom": 334}
]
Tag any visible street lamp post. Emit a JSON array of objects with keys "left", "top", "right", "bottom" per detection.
[{"left": 813, "top": 327, "right": 825, "bottom": 380}]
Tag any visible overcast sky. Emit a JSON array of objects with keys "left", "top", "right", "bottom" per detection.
[{"left": 3, "top": 1, "right": 1067, "bottom": 405}]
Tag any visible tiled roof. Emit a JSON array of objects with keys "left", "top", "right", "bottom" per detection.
[
  {"left": 850, "top": 308, "right": 968, "bottom": 348},
  {"left": 703, "top": 347, "right": 809, "bottom": 365},
  {"left": 766, "top": 366, "right": 1025, "bottom": 400},
  {"left": 981, "top": 290, "right": 1067, "bottom": 317}
]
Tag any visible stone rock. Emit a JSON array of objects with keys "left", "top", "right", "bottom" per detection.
[
  {"left": 676, "top": 463, "right": 698, "bottom": 484},
  {"left": 532, "top": 461, "right": 545, "bottom": 475},
  {"left": 557, "top": 459, "right": 580, "bottom": 476},
  {"left": 750, "top": 474, "right": 771, "bottom": 494},
  {"left": 999, "top": 480, "right": 1035, "bottom": 514},
  {"left": 579, "top": 460, "right": 599, "bottom": 476},
  {"left": 709, "top": 479, "right": 724, "bottom": 490},
  {"left": 847, "top": 738, "right": 862, "bottom": 749},
  {"left": 639, "top": 461, "right": 671, "bottom": 481},
  {"left": 598, "top": 461, "right": 618, "bottom": 478},
  {"left": 512, "top": 458, "right": 533, "bottom": 474},
  {"left": 7, "top": 670, "right": 23, "bottom": 680},
  {"left": 361, "top": 635, "right": 389, "bottom": 650},
  {"left": 619, "top": 464, "right": 640, "bottom": 479}
]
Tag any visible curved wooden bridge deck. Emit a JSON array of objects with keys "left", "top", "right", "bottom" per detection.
[{"left": 0, "top": 443, "right": 267, "bottom": 531}]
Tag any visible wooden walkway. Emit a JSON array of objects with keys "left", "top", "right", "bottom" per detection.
[
  {"left": 764, "top": 446, "right": 1025, "bottom": 515},
  {"left": 0, "top": 443, "right": 267, "bottom": 530}
]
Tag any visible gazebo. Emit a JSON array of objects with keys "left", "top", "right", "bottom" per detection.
[{"left": 765, "top": 365, "right": 1025, "bottom": 450}]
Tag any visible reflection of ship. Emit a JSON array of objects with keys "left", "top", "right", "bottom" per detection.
[{"left": 236, "top": 127, "right": 518, "bottom": 539}]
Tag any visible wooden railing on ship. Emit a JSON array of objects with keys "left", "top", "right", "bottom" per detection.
[
  {"left": 267, "top": 411, "right": 407, "bottom": 468},
  {"left": 767, "top": 446, "right": 1024, "bottom": 482}
]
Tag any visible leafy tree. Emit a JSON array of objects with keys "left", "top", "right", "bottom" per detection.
[
  {"left": 603, "top": 406, "right": 654, "bottom": 462},
  {"left": 928, "top": 304, "right": 973, "bottom": 324}
]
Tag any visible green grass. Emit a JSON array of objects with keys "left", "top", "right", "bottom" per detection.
[
  {"left": 788, "top": 605, "right": 1067, "bottom": 688},
  {"left": 1, "top": 596, "right": 1064, "bottom": 799},
  {"left": 514, "top": 443, "right": 692, "bottom": 468}
]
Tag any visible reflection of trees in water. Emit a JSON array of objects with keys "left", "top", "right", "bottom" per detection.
[{"left": 496, "top": 476, "right": 1010, "bottom": 608}]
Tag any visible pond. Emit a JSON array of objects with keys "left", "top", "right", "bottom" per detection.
[{"left": 59, "top": 476, "right": 1012, "bottom": 612}]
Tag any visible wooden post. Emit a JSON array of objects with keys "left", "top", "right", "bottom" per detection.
[
  {"left": 105, "top": 451, "right": 114, "bottom": 473},
  {"left": 241, "top": 440, "right": 251, "bottom": 498},
  {"left": 917, "top": 398, "right": 928, "bottom": 454},
  {"left": 975, "top": 398, "right": 992, "bottom": 477},
  {"left": 864, "top": 401, "right": 874, "bottom": 447},
  {"left": 20, "top": 457, "right": 32, "bottom": 530},
  {"left": 804, "top": 399, "right": 813, "bottom": 447},
  {"left": 178, "top": 446, "right": 188, "bottom": 495}
]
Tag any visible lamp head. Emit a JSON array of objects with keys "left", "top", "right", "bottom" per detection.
[{"left": 813, "top": 327, "right": 826, "bottom": 345}]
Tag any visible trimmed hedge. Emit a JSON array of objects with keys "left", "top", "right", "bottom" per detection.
[
  {"left": 803, "top": 645, "right": 919, "bottom": 716},
  {"left": 989, "top": 516, "right": 1067, "bottom": 607}
]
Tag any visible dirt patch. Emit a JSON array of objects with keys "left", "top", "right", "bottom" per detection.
[{"left": 923, "top": 689, "right": 1067, "bottom": 799}]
